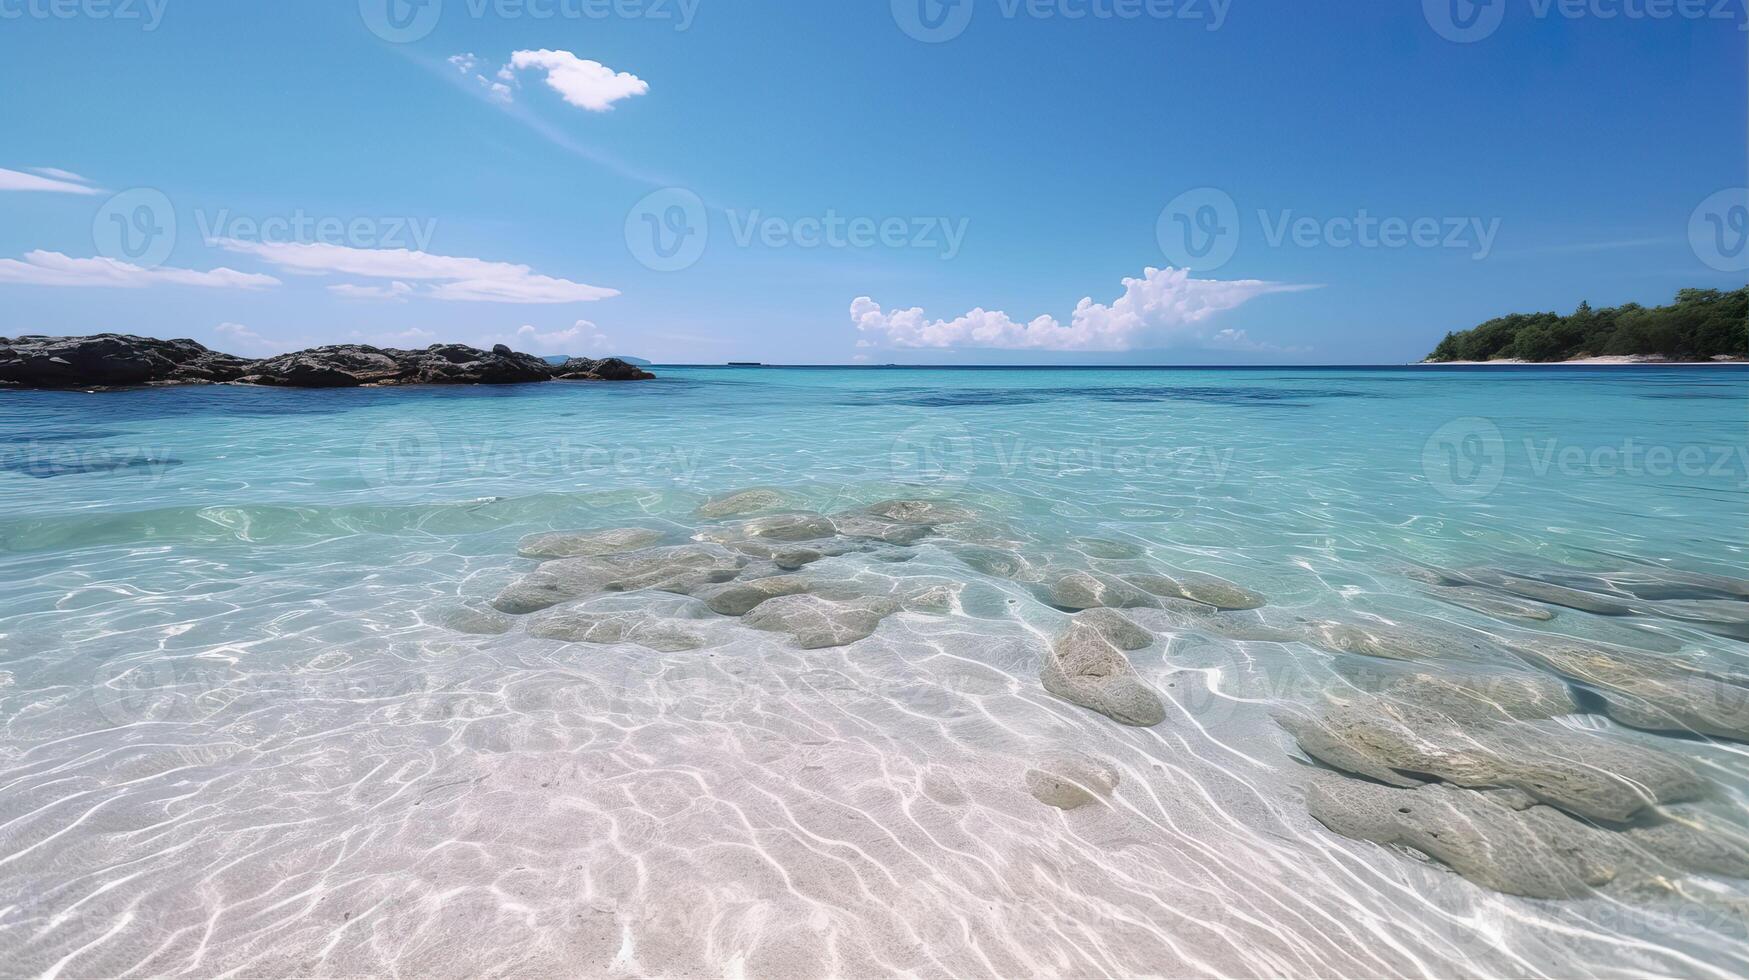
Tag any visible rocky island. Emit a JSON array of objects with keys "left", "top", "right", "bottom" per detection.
[{"left": 0, "top": 334, "right": 655, "bottom": 389}]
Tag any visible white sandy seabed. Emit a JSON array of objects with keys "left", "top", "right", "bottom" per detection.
[{"left": 3, "top": 492, "right": 1748, "bottom": 979}]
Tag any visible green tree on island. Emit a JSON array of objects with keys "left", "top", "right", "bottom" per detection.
[{"left": 1427, "top": 287, "right": 1748, "bottom": 362}]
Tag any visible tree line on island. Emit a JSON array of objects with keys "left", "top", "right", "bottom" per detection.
[{"left": 1425, "top": 287, "right": 1747, "bottom": 363}]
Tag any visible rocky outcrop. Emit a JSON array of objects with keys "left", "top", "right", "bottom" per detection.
[
  {"left": 551, "top": 356, "right": 655, "bottom": 381},
  {"left": 238, "top": 343, "right": 556, "bottom": 387},
  {"left": 0, "top": 335, "right": 655, "bottom": 389},
  {"left": 0, "top": 334, "right": 253, "bottom": 388}
]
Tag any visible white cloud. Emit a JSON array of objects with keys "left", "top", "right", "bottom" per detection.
[
  {"left": 329, "top": 281, "right": 413, "bottom": 302},
  {"left": 850, "top": 266, "right": 1316, "bottom": 352},
  {"left": 489, "top": 320, "right": 610, "bottom": 354},
  {"left": 0, "top": 251, "right": 280, "bottom": 289},
  {"left": 0, "top": 167, "right": 100, "bottom": 195},
  {"left": 213, "top": 322, "right": 281, "bottom": 353},
  {"left": 213, "top": 240, "right": 617, "bottom": 304},
  {"left": 508, "top": 50, "right": 648, "bottom": 112}
]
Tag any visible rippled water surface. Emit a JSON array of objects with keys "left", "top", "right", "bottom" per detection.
[{"left": 1, "top": 366, "right": 1746, "bottom": 978}]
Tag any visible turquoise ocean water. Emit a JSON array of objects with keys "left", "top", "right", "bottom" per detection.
[{"left": 1, "top": 366, "right": 1746, "bottom": 977}]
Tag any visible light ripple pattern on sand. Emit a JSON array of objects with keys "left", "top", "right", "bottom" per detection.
[{"left": 0, "top": 366, "right": 1746, "bottom": 977}]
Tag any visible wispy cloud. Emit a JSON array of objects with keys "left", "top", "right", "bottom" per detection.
[
  {"left": 851, "top": 266, "right": 1317, "bottom": 352},
  {"left": 0, "top": 167, "right": 101, "bottom": 195},
  {"left": 0, "top": 251, "right": 280, "bottom": 289},
  {"left": 213, "top": 240, "right": 618, "bottom": 304},
  {"left": 214, "top": 321, "right": 283, "bottom": 353},
  {"left": 329, "top": 281, "right": 413, "bottom": 302}
]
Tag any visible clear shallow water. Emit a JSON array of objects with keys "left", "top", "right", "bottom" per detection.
[{"left": 0, "top": 366, "right": 1745, "bottom": 977}]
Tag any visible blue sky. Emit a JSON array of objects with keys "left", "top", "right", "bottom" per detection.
[{"left": 0, "top": 0, "right": 1743, "bottom": 364}]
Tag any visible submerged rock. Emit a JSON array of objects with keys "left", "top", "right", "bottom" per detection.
[
  {"left": 694, "top": 576, "right": 814, "bottom": 616},
  {"left": 696, "top": 488, "right": 796, "bottom": 519},
  {"left": 949, "top": 545, "right": 1034, "bottom": 581},
  {"left": 1042, "top": 571, "right": 1159, "bottom": 611},
  {"left": 1075, "top": 537, "right": 1146, "bottom": 560},
  {"left": 491, "top": 544, "right": 746, "bottom": 614},
  {"left": 1425, "top": 585, "right": 1556, "bottom": 622},
  {"left": 1041, "top": 619, "right": 1166, "bottom": 727},
  {"left": 860, "top": 499, "right": 977, "bottom": 525},
  {"left": 1280, "top": 697, "right": 1707, "bottom": 821},
  {"left": 1330, "top": 662, "right": 1578, "bottom": 723},
  {"left": 1025, "top": 752, "right": 1120, "bottom": 810},
  {"left": 742, "top": 594, "right": 901, "bottom": 649},
  {"left": 1071, "top": 608, "right": 1154, "bottom": 651},
  {"left": 1296, "top": 619, "right": 1503, "bottom": 664},
  {"left": 1304, "top": 775, "right": 1616, "bottom": 899},
  {"left": 1507, "top": 637, "right": 1749, "bottom": 742},
  {"left": 526, "top": 610, "right": 704, "bottom": 652},
  {"left": 434, "top": 601, "right": 514, "bottom": 636},
  {"left": 831, "top": 514, "right": 935, "bottom": 546},
  {"left": 517, "top": 527, "right": 665, "bottom": 559},
  {"left": 731, "top": 511, "right": 838, "bottom": 542},
  {"left": 1125, "top": 572, "right": 1265, "bottom": 611}
]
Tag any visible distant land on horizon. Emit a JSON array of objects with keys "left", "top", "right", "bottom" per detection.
[{"left": 1424, "top": 287, "right": 1747, "bottom": 364}]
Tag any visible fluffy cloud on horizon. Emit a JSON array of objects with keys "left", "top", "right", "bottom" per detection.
[
  {"left": 480, "top": 320, "right": 611, "bottom": 355},
  {"left": 0, "top": 167, "right": 101, "bottom": 195},
  {"left": 850, "top": 266, "right": 1317, "bottom": 352},
  {"left": 213, "top": 240, "right": 618, "bottom": 304},
  {"left": 0, "top": 251, "right": 280, "bottom": 290}
]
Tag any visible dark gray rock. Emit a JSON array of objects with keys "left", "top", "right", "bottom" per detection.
[
  {"left": 0, "top": 335, "right": 656, "bottom": 389},
  {"left": 239, "top": 343, "right": 555, "bottom": 387},
  {"left": 552, "top": 356, "right": 655, "bottom": 381},
  {"left": 0, "top": 334, "right": 252, "bottom": 388}
]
